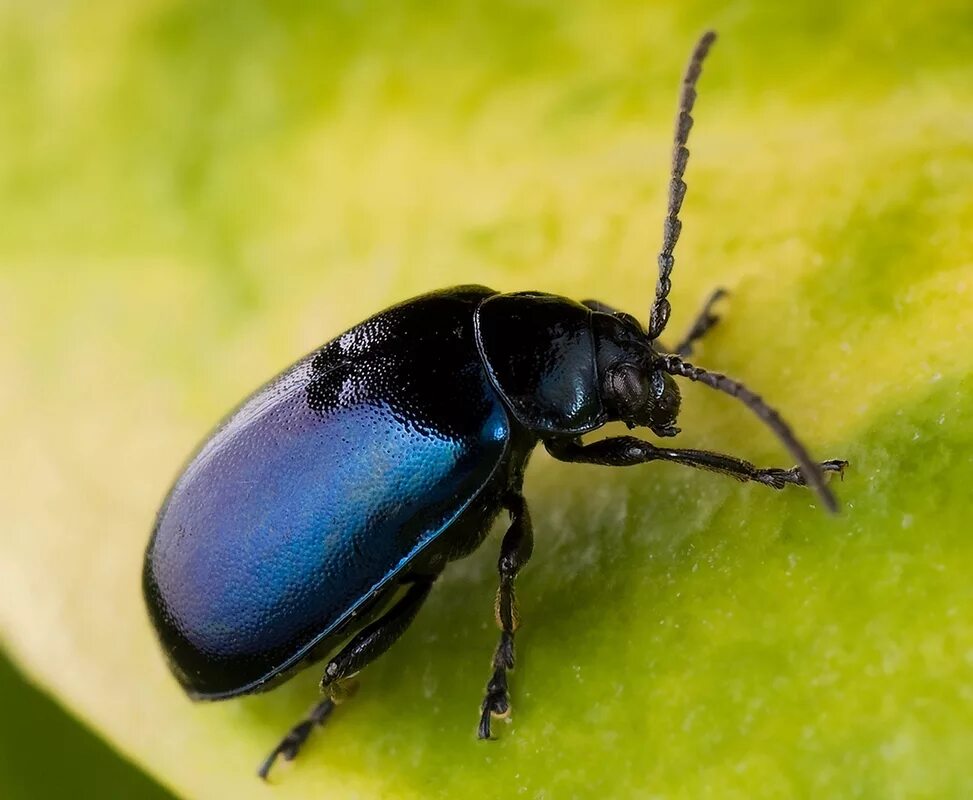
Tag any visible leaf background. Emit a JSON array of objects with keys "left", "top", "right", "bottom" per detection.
[{"left": 1, "top": 1, "right": 972, "bottom": 797}]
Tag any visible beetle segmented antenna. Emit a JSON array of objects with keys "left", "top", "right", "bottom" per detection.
[
  {"left": 648, "top": 30, "right": 717, "bottom": 341},
  {"left": 660, "top": 355, "right": 839, "bottom": 513}
]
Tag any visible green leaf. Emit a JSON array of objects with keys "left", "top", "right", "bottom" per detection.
[{"left": 2, "top": 2, "right": 973, "bottom": 798}]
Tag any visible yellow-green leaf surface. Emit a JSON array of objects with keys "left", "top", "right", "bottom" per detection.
[{"left": 2, "top": 2, "right": 973, "bottom": 798}]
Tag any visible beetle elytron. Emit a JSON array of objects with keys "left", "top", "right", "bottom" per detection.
[{"left": 143, "top": 31, "right": 846, "bottom": 779}]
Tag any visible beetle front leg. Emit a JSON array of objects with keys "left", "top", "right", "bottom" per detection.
[
  {"left": 258, "top": 578, "right": 434, "bottom": 780},
  {"left": 479, "top": 491, "right": 534, "bottom": 740},
  {"left": 546, "top": 436, "right": 846, "bottom": 489}
]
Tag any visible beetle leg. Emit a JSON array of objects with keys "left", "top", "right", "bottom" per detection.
[
  {"left": 319, "top": 578, "right": 434, "bottom": 694},
  {"left": 258, "top": 578, "right": 434, "bottom": 780},
  {"left": 546, "top": 436, "right": 846, "bottom": 490},
  {"left": 257, "top": 698, "right": 335, "bottom": 781},
  {"left": 479, "top": 491, "right": 534, "bottom": 740},
  {"left": 673, "top": 287, "right": 728, "bottom": 357}
]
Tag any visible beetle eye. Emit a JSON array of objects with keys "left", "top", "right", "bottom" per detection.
[{"left": 607, "top": 363, "right": 650, "bottom": 408}]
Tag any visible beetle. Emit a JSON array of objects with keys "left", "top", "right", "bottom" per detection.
[{"left": 143, "top": 31, "right": 847, "bottom": 779}]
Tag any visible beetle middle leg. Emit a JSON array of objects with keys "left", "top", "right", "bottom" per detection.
[
  {"left": 546, "top": 436, "right": 846, "bottom": 490},
  {"left": 258, "top": 578, "right": 434, "bottom": 780},
  {"left": 479, "top": 491, "right": 534, "bottom": 739}
]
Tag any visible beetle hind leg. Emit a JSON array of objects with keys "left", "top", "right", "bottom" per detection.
[
  {"left": 319, "top": 578, "right": 433, "bottom": 693},
  {"left": 257, "top": 697, "right": 335, "bottom": 780},
  {"left": 257, "top": 578, "right": 434, "bottom": 780},
  {"left": 479, "top": 491, "right": 534, "bottom": 739}
]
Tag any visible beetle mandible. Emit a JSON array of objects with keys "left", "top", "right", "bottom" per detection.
[{"left": 143, "top": 31, "right": 847, "bottom": 779}]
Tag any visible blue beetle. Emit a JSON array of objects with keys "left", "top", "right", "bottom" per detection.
[{"left": 143, "top": 32, "right": 846, "bottom": 779}]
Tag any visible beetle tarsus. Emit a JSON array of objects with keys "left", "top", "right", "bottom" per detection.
[
  {"left": 257, "top": 580, "right": 435, "bottom": 778},
  {"left": 479, "top": 664, "right": 512, "bottom": 739},
  {"left": 478, "top": 492, "right": 533, "bottom": 740},
  {"left": 755, "top": 459, "right": 848, "bottom": 489},
  {"left": 258, "top": 697, "right": 335, "bottom": 781}
]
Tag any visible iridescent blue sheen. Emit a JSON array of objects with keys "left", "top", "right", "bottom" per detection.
[{"left": 144, "top": 287, "right": 513, "bottom": 697}]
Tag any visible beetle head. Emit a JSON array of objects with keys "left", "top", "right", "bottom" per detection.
[{"left": 592, "top": 312, "right": 681, "bottom": 437}]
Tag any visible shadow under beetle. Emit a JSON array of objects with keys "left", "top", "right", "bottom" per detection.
[{"left": 143, "top": 31, "right": 847, "bottom": 779}]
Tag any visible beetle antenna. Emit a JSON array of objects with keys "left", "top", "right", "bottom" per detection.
[
  {"left": 648, "top": 30, "right": 717, "bottom": 342},
  {"left": 660, "top": 355, "right": 839, "bottom": 513}
]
